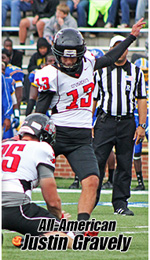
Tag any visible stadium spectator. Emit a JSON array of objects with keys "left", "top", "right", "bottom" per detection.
[
  {"left": 2, "top": 62, "right": 20, "bottom": 139},
  {"left": 88, "top": 0, "right": 112, "bottom": 27},
  {"left": 2, "top": 113, "right": 73, "bottom": 249},
  {"left": 132, "top": 58, "right": 149, "bottom": 191},
  {"left": 28, "top": 37, "right": 51, "bottom": 73},
  {"left": 19, "top": 0, "right": 59, "bottom": 45},
  {"left": 67, "top": 0, "right": 89, "bottom": 27},
  {"left": 135, "top": 0, "right": 148, "bottom": 23},
  {"left": 43, "top": 3, "right": 77, "bottom": 45},
  {"left": 33, "top": 20, "right": 145, "bottom": 221},
  {"left": 3, "top": 38, "right": 23, "bottom": 68},
  {"left": 2, "top": 0, "right": 32, "bottom": 27},
  {"left": 2, "top": 48, "right": 24, "bottom": 110},
  {"left": 93, "top": 35, "right": 147, "bottom": 216},
  {"left": 105, "top": 0, "right": 138, "bottom": 28}
]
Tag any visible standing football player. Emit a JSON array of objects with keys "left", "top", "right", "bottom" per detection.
[{"left": 34, "top": 19, "right": 145, "bottom": 222}]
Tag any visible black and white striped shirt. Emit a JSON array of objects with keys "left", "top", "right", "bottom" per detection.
[{"left": 95, "top": 60, "right": 147, "bottom": 116}]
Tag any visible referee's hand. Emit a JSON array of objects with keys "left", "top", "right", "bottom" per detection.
[
  {"left": 134, "top": 126, "right": 145, "bottom": 145},
  {"left": 130, "top": 18, "right": 146, "bottom": 38}
]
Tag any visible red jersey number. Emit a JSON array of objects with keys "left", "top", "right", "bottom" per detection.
[
  {"left": 66, "top": 89, "right": 78, "bottom": 109},
  {"left": 2, "top": 144, "right": 26, "bottom": 172},
  {"left": 35, "top": 77, "right": 50, "bottom": 91},
  {"left": 81, "top": 84, "right": 95, "bottom": 107},
  {"left": 66, "top": 83, "right": 94, "bottom": 109}
]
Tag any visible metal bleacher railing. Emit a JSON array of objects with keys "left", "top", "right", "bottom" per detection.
[
  {"left": 2, "top": 26, "right": 148, "bottom": 32},
  {"left": 2, "top": 26, "right": 148, "bottom": 70}
]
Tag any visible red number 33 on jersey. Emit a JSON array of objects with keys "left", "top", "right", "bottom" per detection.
[{"left": 66, "top": 83, "right": 95, "bottom": 109}]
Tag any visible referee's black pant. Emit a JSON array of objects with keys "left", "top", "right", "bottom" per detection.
[{"left": 93, "top": 114, "right": 136, "bottom": 211}]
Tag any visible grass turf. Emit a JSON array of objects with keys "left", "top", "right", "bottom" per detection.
[{"left": 2, "top": 179, "right": 148, "bottom": 260}]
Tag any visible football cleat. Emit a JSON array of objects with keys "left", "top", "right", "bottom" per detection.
[
  {"left": 102, "top": 181, "right": 113, "bottom": 189},
  {"left": 12, "top": 236, "right": 24, "bottom": 248},
  {"left": 132, "top": 184, "right": 145, "bottom": 191},
  {"left": 69, "top": 180, "right": 79, "bottom": 189},
  {"left": 114, "top": 208, "right": 134, "bottom": 216}
]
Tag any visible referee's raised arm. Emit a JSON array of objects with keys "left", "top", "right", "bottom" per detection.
[{"left": 94, "top": 18, "right": 146, "bottom": 71}]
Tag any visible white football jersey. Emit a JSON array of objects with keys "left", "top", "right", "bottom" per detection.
[
  {"left": 2, "top": 140, "right": 55, "bottom": 199},
  {"left": 34, "top": 51, "right": 96, "bottom": 128}
]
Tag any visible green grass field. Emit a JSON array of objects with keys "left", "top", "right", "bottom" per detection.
[{"left": 2, "top": 179, "right": 148, "bottom": 260}]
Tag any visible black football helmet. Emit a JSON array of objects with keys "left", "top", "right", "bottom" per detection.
[
  {"left": 19, "top": 113, "right": 56, "bottom": 146},
  {"left": 52, "top": 28, "right": 86, "bottom": 71}
]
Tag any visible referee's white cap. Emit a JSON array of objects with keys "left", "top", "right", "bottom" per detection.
[{"left": 109, "top": 35, "right": 126, "bottom": 48}]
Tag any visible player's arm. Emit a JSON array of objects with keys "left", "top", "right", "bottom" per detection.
[
  {"left": 35, "top": 91, "right": 55, "bottom": 114},
  {"left": 134, "top": 98, "right": 147, "bottom": 145},
  {"left": 138, "top": 99, "right": 147, "bottom": 126},
  {"left": 38, "top": 164, "right": 62, "bottom": 219},
  {"left": 134, "top": 68, "right": 147, "bottom": 145},
  {"left": 40, "top": 177, "right": 62, "bottom": 219},
  {"left": 94, "top": 18, "right": 145, "bottom": 70},
  {"left": 26, "top": 85, "right": 38, "bottom": 116}
]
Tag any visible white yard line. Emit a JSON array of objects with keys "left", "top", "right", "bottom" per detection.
[
  {"left": 33, "top": 188, "right": 148, "bottom": 195},
  {"left": 32, "top": 201, "right": 148, "bottom": 208},
  {"left": 123, "top": 231, "right": 148, "bottom": 234}
]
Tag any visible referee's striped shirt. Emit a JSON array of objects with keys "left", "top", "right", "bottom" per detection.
[{"left": 95, "top": 60, "right": 147, "bottom": 116}]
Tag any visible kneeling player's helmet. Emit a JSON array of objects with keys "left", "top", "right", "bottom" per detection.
[
  {"left": 134, "top": 58, "right": 149, "bottom": 84},
  {"left": 52, "top": 28, "right": 86, "bottom": 71},
  {"left": 89, "top": 48, "right": 105, "bottom": 58},
  {"left": 19, "top": 113, "right": 56, "bottom": 145}
]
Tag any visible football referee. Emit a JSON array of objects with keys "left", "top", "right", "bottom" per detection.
[{"left": 93, "top": 35, "right": 147, "bottom": 216}]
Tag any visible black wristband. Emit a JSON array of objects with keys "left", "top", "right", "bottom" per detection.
[{"left": 26, "top": 99, "right": 36, "bottom": 116}]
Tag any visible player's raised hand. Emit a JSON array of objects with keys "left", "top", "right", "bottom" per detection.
[{"left": 130, "top": 18, "right": 146, "bottom": 37}]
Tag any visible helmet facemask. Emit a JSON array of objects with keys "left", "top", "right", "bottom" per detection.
[
  {"left": 52, "top": 28, "right": 86, "bottom": 72},
  {"left": 40, "top": 120, "right": 56, "bottom": 146}
]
